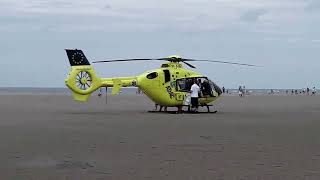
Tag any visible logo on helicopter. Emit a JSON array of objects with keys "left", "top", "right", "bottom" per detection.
[
  {"left": 71, "top": 51, "right": 85, "bottom": 65},
  {"left": 166, "top": 86, "right": 174, "bottom": 99}
]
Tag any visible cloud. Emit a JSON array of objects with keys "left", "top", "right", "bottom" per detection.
[
  {"left": 311, "top": 39, "right": 320, "bottom": 43},
  {"left": 240, "top": 9, "right": 267, "bottom": 22},
  {"left": 0, "top": 0, "right": 317, "bottom": 33},
  {"left": 305, "top": 0, "right": 320, "bottom": 11}
]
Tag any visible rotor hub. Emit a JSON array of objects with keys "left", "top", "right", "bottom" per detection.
[{"left": 80, "top": 78, "right": 88, "bottom": 85}]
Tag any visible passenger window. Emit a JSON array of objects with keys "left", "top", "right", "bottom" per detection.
[{"left": 146, "top": 72, "right": 158, "bottom": 79}]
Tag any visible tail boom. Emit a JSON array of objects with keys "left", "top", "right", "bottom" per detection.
[
  {"left": 64, "top": 49, "right": 138, "bottom": 101},
  {"left": 100, "top": 77, "right": 137, "bottom": 95}
]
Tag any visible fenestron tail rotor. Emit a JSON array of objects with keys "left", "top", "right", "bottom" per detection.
[
  {"left": 75, "top": 71, "right": 92, "bottom": 90},
  {"left": 92, "top": 56, "right": 259, "bottom": 68}
]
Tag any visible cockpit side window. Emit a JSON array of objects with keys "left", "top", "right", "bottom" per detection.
[
  {"left": 176, "top": 78, "right": 193, "bottom": 92},
  {"left": 146, "top": 72, "right": 158, "bottom": 79}
]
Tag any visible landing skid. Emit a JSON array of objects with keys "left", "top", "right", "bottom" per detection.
[
  {"left": 148, "top": 104, "right": 217, "bottom": 114},
  {"left": 148, "top": 110, "right": 217, "bottom": 114}
]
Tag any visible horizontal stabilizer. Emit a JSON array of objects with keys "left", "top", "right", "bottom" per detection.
[{"left": 112, "top": 79, "right": 122, "bottom": 95}]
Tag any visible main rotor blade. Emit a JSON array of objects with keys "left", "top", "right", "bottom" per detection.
[
  {"left": 93, "top": 57, "right": 184, "bottom": 63},
  {"left": 182, "top": 59, "right": 259, "bottom": 67},
  {"left": 92, "top": 57, "right": 259, "bottom": 67},
  {"left": 182, "top": 61, "right": 196, "bottom": 68},
  {"left": 93, "top": 59, "right": 159, "bottom": 63}
]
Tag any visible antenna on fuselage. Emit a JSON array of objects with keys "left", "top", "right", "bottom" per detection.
[{"left": 105, "top": 87, "right": 108, "bottom": 104}]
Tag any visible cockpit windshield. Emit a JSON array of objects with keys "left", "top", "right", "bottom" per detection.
[{"left": 208, "top": 80, "right": 222, "bottom": 95}]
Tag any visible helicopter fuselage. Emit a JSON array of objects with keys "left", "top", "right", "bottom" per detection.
[{"left": 136, "top": 62, "right": 222, "bottom": 107}]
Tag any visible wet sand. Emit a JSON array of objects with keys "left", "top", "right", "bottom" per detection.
[{"left": 1, "top": 94, "right": 320, "bottom": 180}]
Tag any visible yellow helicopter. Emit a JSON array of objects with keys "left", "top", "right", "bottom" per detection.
[{"left": 64, "top": 49, "right": 256, "bottom": 113}]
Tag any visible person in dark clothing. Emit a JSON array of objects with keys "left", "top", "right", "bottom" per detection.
[{"left": 201, "top": 80, "right": 213, "bottom": 97}]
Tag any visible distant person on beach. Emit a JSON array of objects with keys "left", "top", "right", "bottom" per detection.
[
  {"left": 238, "top": 86, "right": 243, "bottom": 97},
  {"left": 242, "top": 86, "right": 246, "bottom": 97},
  {"left": 312, "top": 87, "right": 316, "bottom": 95},
  {"left": 222, "top": 87, "right": 225, "bottom": 94},
  {"left": 190, "top": 79, "right": 200, "bottom": 112},
  {"left": 307, "top": 87, "right": 310, "bottom": 96}
]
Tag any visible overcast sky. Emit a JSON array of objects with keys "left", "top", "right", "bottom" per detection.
[{"left": 0, "top": 0, "right": 319, "bottom": 88}]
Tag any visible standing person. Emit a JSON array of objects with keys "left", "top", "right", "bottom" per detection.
[
  {"left": 238, "top": 86, "right": 243, "bottom": 97},
  {"left": 222, "top": 87, "right": 225, "bottom": 94},
  {"left": 312, "top": 87, "right": 316, "bottom": 96},
  {"left": 307, "top": 87, "right": 310, "bottom": 96},
  {"left": 190, "top": 79, "right": 200, "bottom": 112},
  {"left": 242, "top": 86, "right": 246, "bottom": 97},
  {"left": 201, "top": 79, "right": 213, "bottom": 97}
]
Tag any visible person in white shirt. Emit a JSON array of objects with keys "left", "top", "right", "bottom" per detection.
[{"left": 190, "top": 79, "right": 200, "bottom": 112}]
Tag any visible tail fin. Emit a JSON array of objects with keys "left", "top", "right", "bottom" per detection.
[
  {"left": 65, "top": 49, "right": 90, "bottom": 66},
  {"left": 64, "top": 49, "right": 101, "bottom": 102}
]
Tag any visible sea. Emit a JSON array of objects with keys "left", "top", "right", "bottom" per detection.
[{"left": 0, "top": 87, "right": 316, "bottom": 96}]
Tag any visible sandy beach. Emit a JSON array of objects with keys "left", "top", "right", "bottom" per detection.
[{"left": 1, "top": 94, "right": 320, "bottom": 179}]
